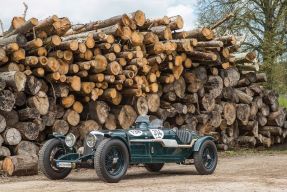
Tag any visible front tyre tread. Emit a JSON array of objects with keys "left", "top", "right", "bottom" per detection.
[
  {"left": 94, "top": 138, "right": 129, "bottom": 183},
  {"left": 39, "top": 138, "right": 71, "bottom": 180}
]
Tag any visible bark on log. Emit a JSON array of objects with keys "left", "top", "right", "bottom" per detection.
[
  {"left": 0, "top": 90, "right": 16, "bottom": 112},
  {"left": 261, "top": 126, "right": 282, "bottom": 136},
  {"left": 3, "top": 154, "right": 38, "bottom": 176},
  {"left": 234, "top": 89, "right": 253, "bottom": 104},
  {"left": 14, "top": 141, "right": 39, "bottom": 155},
  {"left": 236, "top": 104, "right": 250, "bottom": 125},
  {"left": 0, "top": 34, "right": 27, "bottom": 46},
  {"left": 15, "top": 122, "right": 39, "bottom": 141},
  {"left": 237, "top": 136, "right": 256, "bottom": 147},
  {"left": 205, "top": 75, "right": 223, "bottom": 98},
  {"left": 0, "top": 71, "right": 27, "bottom": 92},
  {"left": 18, "top": 107, "right": 40, "bottom": 121},
  {"left": 173, "top": 76, "right": 186, "bottom": 98},
  {"left": 0, "top": 146, "right": 11, "bottom": 158},
  {"left": 267, "top": 109, "right": 286, "bottom": 127},
  {"left": 0, "top": 114, "right": 6, "bottom": 133}
]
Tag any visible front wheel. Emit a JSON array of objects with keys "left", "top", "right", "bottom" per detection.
[
  {"left": 144, "top": 163, "right": 164, "bottom": 172},
  {"left": 194, "top": 140, "right": 217, "bottom": 175},
  {"left": 38, "top": 138, "right": 71, "bottom": 180},
  {"left": 94, "top": 138, "right": 129, "bottom": 183}
]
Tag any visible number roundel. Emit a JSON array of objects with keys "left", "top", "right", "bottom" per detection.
[
  {"left": 128, "top": 130, "right": 143, "bottom": 136},
  {"left": 149, "top": 129, "right": 164, "bottom": 139}
]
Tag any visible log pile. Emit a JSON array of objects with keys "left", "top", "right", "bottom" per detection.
[{"left": 0, "top": 10, "right": 286, "bottom": 175}]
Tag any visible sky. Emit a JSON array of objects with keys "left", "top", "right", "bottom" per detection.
[{"left": 0, "top": 0, "right": 199, "bottom": 31}]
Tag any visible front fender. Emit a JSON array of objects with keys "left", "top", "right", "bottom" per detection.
[
  {"left": 193, "top": 136, "right": 215, "bottom": 151},
  {"left": 48, "top": 133, "right": 65, "bottom": 140},
  {"left": 105, "top": 134, "right": 131, "bottom": 159}
]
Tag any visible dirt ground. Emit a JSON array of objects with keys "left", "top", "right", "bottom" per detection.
[{"left": 0, "top": 151, "right": 287, "bottom": 192}]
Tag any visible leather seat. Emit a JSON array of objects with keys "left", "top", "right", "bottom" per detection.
[{"left": 173, "top": 128, "right": 193, "bottom": 144}]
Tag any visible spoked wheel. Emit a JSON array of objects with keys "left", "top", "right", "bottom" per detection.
[
  {"left": 194, "top": 140, "right": 217, "bottom": 175},
  {"left": 39, "top": 139, "right": 71, "bottom": 180},
  {"left": 144, "top": 163, "right": 164, "bottom": 172},
  {"left": 95, "top": 139, "right": 129, "bottom": 183},
  {"left": 105, "top": 146, "right": 125, "bottom": 176}
]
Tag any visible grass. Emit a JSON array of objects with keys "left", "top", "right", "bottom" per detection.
[
  {"left": 219, "top": 143, "right": 287, "bottom": 157},
  {"left": 279, "top": 95, "right": 287, "bottom": 108}
]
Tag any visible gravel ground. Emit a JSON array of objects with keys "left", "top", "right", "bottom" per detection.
[{"left": 0, "top": 151, "right": 287, "bottom": 192}]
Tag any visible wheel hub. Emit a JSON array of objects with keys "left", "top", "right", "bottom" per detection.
[
  {"left": 112, "top": 157, "right": 119, "bottom": 164},
  {"left": 202, "top": 146, "right": 215, "bottom": 169},
  {"left": 105, "top": 146, "right": 124, "bottom": 176}
]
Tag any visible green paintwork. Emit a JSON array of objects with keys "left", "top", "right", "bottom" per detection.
[
  {"left": 193, "top": 136, "right": 214, "bottom": 151},
  {"left": 52, "top": 121, "right": 215, "bottom": 166}
]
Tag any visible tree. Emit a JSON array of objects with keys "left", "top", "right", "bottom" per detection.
[{"left": 198, "top": 0, "right": 287, "bottom": 90}]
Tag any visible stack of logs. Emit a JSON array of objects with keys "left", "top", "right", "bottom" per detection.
[{"left": 0, "top": 10, "right": 286, "bottom": 176}]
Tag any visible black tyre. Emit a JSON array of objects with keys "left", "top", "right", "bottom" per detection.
[
  {"left": 144, "top": 163, "right": 164, "bottom": 172},
  {"left": 194, "top": 140, "right": 217, "bottom": 175},
  {"left": 39, "top": 138, "right": 71, "bottom": 180},
  {"left": 94, "top": 138, "right": 129, "bottom": 183}
]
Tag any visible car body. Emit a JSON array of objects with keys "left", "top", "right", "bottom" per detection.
[{"left": 39, "top": 116, "right": 218, "bottom": 183}]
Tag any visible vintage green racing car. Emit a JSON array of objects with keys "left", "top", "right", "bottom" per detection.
[{"left": 39, "top": 116, "right": 218, "bottom": 183}]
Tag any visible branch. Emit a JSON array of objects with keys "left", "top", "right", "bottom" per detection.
[
  {"left": 0, "top": 20, "right": 4, "bottom": 37},
  {"left": 236, "top": 18, "right": 264, "bottom": 43},
  {"left": 23, "top": 2, "right": 28, "bottom": 20},
  {"left": 210, "top": 12, "right": 235, "bottom": 29}
]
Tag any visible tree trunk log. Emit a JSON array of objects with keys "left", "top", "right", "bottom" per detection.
[
  {"left": 113, "top": 105, "right": 137, "bottom": 129},
  {"left": 0, "top": 90, "right": 15, "bottom": 112},
  {"left": 78, "top": 120, "right": 101, "bottom": 139},
  {"left": 236, "top": 104, "right": 250, "bottom": 125},
  {"left": 0, "top": 71, "right": 26, "bottom": 92},
  {"left": 3, "top": 155, "right": 38, "bottom": 176},
  {"left": 52, "top": 119, "right": 69, "bottom": 135},
  {"left": 26, "top": 91, "right": 48, "bottom": 115},
  {"left": 15, "top": 122, "right": 39, "bottom": 141},
  {"left": 3, "top": 128, "right": 21, "bottom": 145},
  {"left": 88, "top": 101, "right": 110, "bottom": 124},
  {"left": 14, "top": 141, "right": 39, "bottom": 156}
]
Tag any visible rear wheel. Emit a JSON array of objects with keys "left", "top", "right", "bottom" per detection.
[
  {"left": 39, "top": 139, "right": 71, "bottom": 180},
  {"left": 144, "top": 163, "right": 164, "bottom": 172},
  {"left": 194, "top": 140, "right": 217, "bottom": 175},
  {"left": 94, "top": 139, "right": 129, "bottom": 183}
]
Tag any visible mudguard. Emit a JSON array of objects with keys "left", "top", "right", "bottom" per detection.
[
  {"left": 105, "top": 133, "right": 131, "bottom": 158},
  {"left": 48, "top": 133, "right": 65, "bottom": 140},
  {"left": 47, "top": 133, "right": 76, "bottom": 153},
  {"left": 193, "top": 136, "right": 215, "bottom": 151}
]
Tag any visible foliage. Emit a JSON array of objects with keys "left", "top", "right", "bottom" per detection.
[
  {"left": 197, "top": 0, "right": 287, "bottom": 92},
  {"left": 278, "top": 95, "right": 287, "bottom": 108}
]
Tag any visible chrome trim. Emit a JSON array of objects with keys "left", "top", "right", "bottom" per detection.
[
  {"left": 65, "top": 133, "right": 76, "bottom": 147},
  {"left": 86, "top": 134, "right": 97, "bottom": 148},
  {"left": 89, "top": 131, "right": 105, "bottom": 136},
  {"left": 130, "top": 138, "right": 197, "bottom": 148}
]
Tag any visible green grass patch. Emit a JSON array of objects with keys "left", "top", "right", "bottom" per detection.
[
  {"left": 279, "top": 95, "right": 287, "bottom": 108},
  {"left": 219, "top": 144, "right": 287, "bottom": 157}
]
